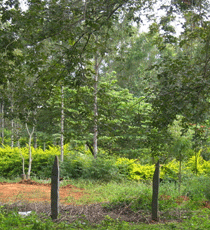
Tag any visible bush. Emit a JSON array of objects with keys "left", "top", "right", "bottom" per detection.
[
  {"left": 0, "top": 145, "right": 65, "bottom": 178},
  {"left": 2, "top": 144, "right": 210, "bottom": 182},
  {"left": 60, "top": 153, "right": 91, "bottom": 179},
  {"left": 84, "top": 156, "right": 120, "bottom": 181},
  {"left": 115, "top": 157, "right": 155, "bottom": 180},
  {"left": 0, "top": 146, "right": 23, "bottom": 177},
  {"left": 183, "top": 175, "right": 210, "bottom": 202},
  {"left": 60, "top": 154, "right": 122, "bottom": 182},
  {"left": 186, "top": 151, "right": 210, "bottom": 175}
]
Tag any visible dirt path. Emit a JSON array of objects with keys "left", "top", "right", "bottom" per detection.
[{"left": 0, "top": 180, "right": 86, "bottom": 205}]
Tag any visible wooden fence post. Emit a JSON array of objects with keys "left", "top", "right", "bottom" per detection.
[
  {"left": 152, "top": 160, "right": 160, "bottom": 221},
  {"left": 51, "top": 156, "right": 59, "bottom": 220}
]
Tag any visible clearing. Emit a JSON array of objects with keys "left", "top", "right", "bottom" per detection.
[{"left": 0, "top": 179, "right": 85, "bottom": 205}]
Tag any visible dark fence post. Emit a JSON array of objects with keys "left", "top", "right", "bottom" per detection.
[
  {"left": 51, "top": 156, "right": 59, "bottom": 220},
  {"left": 152, "top": 160, "right": 160, "bottom": 221}
]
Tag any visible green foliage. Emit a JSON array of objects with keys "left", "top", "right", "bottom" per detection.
[
  {"left": 183, "top": 175, "right": 210, "bottom": 202},
  {"left": 0, "top": 145, "right": 23, "bottom": 177},
  {"left": 115, "top": 157, "right": 155, "bottom": 180},
  {"left": 180, "top": 209, "right": 210, "bottom": 230},
  {"left": 60, "top": 154, "right": 121, "bottom": 182},
  {"left": 160, "top": 160, "right": 179, "bottom": 180},
  {"left": 185, "top": 150, "right": 210, "bottom": 175},
  {"left": 0, "top": 145, "right": 66, "bottom": 178},
  {"left": 103, "top": 182, "right": 152, "bottom": 212},
  {"left": 1, "top": 144, "right": 210, "bottom": 182},
  {"left": 0, "top": 207, "right": 70, "bottom": 229},
  {"left": 60, "top": 153, "right": 91, "bottom": 179}
]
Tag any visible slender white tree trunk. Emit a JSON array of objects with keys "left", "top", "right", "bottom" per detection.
[
  {"left": 60, "top": 85, "right": 64, "bottom": 162},
  {"left": 26, "top": 123, "right": 35, "bottom": 179},
  {"left": 11, "top": 101, "right": 14, "bottom": 148},
  {"left": 93, "top": 54, "right": 99, "bottom": 158}
]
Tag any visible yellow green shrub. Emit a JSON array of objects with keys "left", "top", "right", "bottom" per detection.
[
  {"left": 186, "top": 150, "right": 210, "bottom": 175},
  {"left": 0, "top": 144, "right": 93, "bottom": 178},
  {"left": 161, "top": 159, "right": 179, "bottom": 179},
  {"left": 0, "top": 145, "right": 24, "bottom": 177},
  {"left": 201, "top": 160, "right": 210, "bottom": 174},
  {"left": 115, "top": 157, "right": 155, "bottom": 180}
]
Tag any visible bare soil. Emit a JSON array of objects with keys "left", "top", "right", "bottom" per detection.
[{"left": 0, "top": 179, "right": 85, "bottom": 205}]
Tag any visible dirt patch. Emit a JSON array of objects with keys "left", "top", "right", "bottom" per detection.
[
  {"left": 0, "top": 179, "right": 86, "bottom": 205},
  {"left": 1, "top": 201, "right": 152, "bottom": 224}
]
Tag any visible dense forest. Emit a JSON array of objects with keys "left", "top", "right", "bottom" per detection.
[{"left": 1, "top": 0, "right": 210, "bottom": 161}]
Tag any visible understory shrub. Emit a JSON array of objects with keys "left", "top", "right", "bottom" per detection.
[
  {"left": 83, "top": 156, "right": 120, "bottom": 181},
  {"left": 60, "top": 153, "right": 91, "bottom": 179},
  {"left": 183, "top": 175, "right": 210, "bottom": 202},
  {"left": 0, "top": 146, "right": 23, "bottom": 177},
  {"left": 60, "top": 154, "right": 121, "bottom": 181},
  {"left": 1, "top": 144, "right": 210, "bottom": 181},
  {"left": 186, "top": 151, "right": 210, "bottom": 175},
  {"left": 115, "top": 157, "right": 155, "bottom": 180},
  {"left": 0, "top": 145, "right": 68, "bottom": 178}
]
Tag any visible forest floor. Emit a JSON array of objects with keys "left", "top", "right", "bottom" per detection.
[
  {"left": 0, "top": 179, "right": 152, "bottom": 224},
  {"left": 0, "top": 179, "right": 85, "bottom": 205}
]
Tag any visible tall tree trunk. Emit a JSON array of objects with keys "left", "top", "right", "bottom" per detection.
[
  {"left": 93, "top": 54, "right": 99, "bottom": 158},
  {"left": 11, "top": 100, "right": 14, "bottom": 148},
  {"left": 26, "top": 123, "right": 35, "bottom": 179},
  {"left": 60, "top": 85, "right": 64, "bottom": 162}
]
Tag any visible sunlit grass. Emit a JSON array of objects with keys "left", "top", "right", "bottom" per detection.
[{"left": 63, "top": 178, "right": 152, "bottom": 205}]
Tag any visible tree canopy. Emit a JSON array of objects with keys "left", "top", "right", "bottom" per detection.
[{"left": 1, "top": 0, "right": 210, "bottom": 161}]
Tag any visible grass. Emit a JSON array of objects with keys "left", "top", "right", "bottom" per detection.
[
  {"left": 63, "top": 178, "right": 151, "bottom": 205},
  {"left": 0, "top": 176, "right": 210, "bottom": 229}
]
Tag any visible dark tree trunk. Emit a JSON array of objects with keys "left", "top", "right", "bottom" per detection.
[
  {"left": 86, "top": 141, "right": 94, "bottom": 156},
  {"left": 152, "top": 160, "right": 160, "bottom": 221}
]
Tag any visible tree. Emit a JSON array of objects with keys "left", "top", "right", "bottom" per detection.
[{"left": 103, "top": 30, "right": 159, "bottom": 97}]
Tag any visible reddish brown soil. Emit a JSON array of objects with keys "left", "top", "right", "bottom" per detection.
[{"left": 0, "top": 179, "right": 86, "bottom": 205}]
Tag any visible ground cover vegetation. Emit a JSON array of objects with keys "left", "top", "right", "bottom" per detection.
[{"left": 1, "top": 0, "right": 210, "bottom": 228}]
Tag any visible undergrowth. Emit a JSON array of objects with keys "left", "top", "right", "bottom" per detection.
[{"left": 1, "top": 207, "right": 210, "bottom": 229}]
